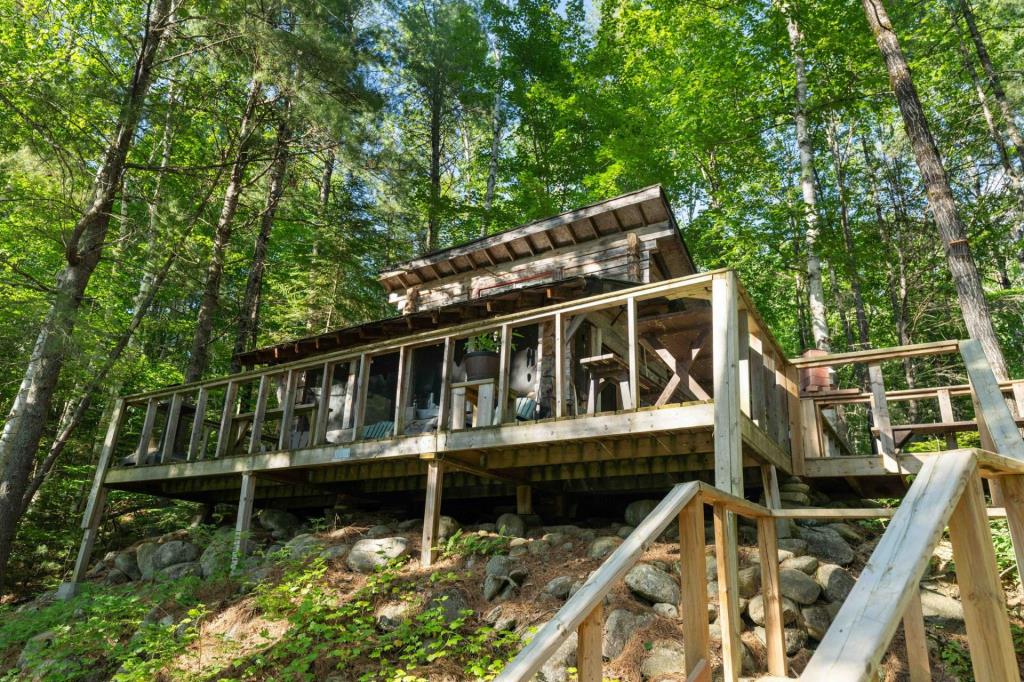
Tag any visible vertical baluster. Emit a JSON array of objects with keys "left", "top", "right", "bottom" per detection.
[
  {"left": 437, "top": 338, "right": 454, "bottom": 433},
  {"left": 215, "top": 380, "right": 239, "bottom": 458},
  {"left": 554, "top": 314, "right": 565, "bottom": 418},
  {"left": 626, "top": 296, "right": 639, "bottom": 410},
  {"left": 867, "top": 362, "right": 895, "bottom": 457},
  {"left": 351, "top": 354, "right": 371, "bottom": 439},
  {"left": 278, "top": 369, "right": 298, "bottom": 450},
  {"left": 136, "top": 397, "right": 159, "bottom": 463},
  {"left": 341, "top": 358, "right": 357, "bottom": 434},
  {"left": 394, "top": 346, "right": 410, "bottom": 436},
  {"left": 160, "top": 392, "right": 183, "bottom": 463},
  {"left": 187, "top": 386, "right": 209, "bottom": 460},
  {"left": 249, "top": 375, "right": 271, "bottom": 454},
  {"left": 576, "top": 602, "right": 603, "bottom": 682},
  {"left": 313, "top": 361, "right": 334, "bottom": 446},
  {"left": 495, "top": 324, "right": 511, "bottom": 424}
]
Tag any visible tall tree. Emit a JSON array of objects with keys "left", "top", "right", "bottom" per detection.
[
  {"left": 861, "top": 0, "right": 1009, "bottom": 380},
  {"left": 0, "top": 0, "right": 175, "bottom": 587}
]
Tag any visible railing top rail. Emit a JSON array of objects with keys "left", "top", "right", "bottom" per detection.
[
  {"left": 789, "top": 339, "right": 962, "bottom": 370},
  {"left": 809, "top": 379, "right": 1024, "bottom": 406},
  {"left": 120, "top": 269, "right": 739, "bottom": 403}
]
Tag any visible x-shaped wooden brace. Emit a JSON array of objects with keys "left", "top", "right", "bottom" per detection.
[{"left": 640, "top": 329, "right": 711, "bottom": 405}]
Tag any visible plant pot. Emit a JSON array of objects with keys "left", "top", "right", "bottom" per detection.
[{"left": 464, "top": 351, "right": 500, "bottom": 381}]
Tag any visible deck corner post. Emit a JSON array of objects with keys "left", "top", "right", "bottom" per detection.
[
  {"left": 421, "top": 456, "right": 445, "bottom": 567},
  {"left": 231, "top": 471, "right": 256, "bottom": 572}
]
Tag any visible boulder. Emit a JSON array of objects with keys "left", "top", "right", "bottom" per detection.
[
  {"left": 199, "top": 528, "right": 237, "bottom": 577},
  {"left": 496, "top": 513, "right": 526, "bottom": 538},
  {"left": 426, "top": 588, "right": 470, "bottom": 624},
  {"left": 640, "top": 639, "right": 687, "bottom": 679},
  {"left": 705, "top": 554, "right": 717, "bottom": 581},
  {"left": 18, "top": 629, "right": 56, "bottom": 669},
  {"left": 319, "top": 544, "right": 351, "bottom": 562},
  {"left": 365, "top": 524, "right": 394, "bottom": 539},
  {"left": 777, "top": 538, "right": 807, "bottom": 557},
  {"left": 625, "top": 499, "right": 659, "bottom": 527},
  {"left": 543, "top": 576, "right": 573, "bottom": 600},
  {"left": 136, "top": 542, "right": 159, "bottom": 580},
  {"left": 151, "top": 541, "right": 200, "bottom": 571},
  {"left": 158, "top": 561, "right": 202, "bottom": 580},
  {"left": 816, "top": 564, "right": 855, "bottom": 602},
  {"left": 587, "top": 536, "right": 622, "bottom": 560},
  {"left": 257, "top": 508, "right": 300, "bottom": 538},
  {"left": 603, "top": 608, "right": 653, "bottom": 659},
  {"left": 624, "top": 563, "right": 680, "bottom": 605},
  {"left": 801, "top": 604, "right": 832, "bottom": 641},
  {"left": 780, "top": 482, "right": 810, "bottom": 494},
  {"left": 483, "top": 555, "right": 526, "bottom": 601},
  {"left": 285, "top": 533, "right": 323, "bottom": 558},
  {"left": 103, "top": 569, "right": 130, "bottom": 585},
  {"left": 375, "top": 601, "right": 414, "bottom": 631},
  {"left": 747, "top": 594, "right": 799, "bottom": 626},
  {"left": 781, "top": 555, "right": 818, "bottom": 575},
  {"left": 920, "top": 588, "right": 964, "bottom": 622},
  {"left": 794, "top": 525, "right": 854, "bottom": 565},
  {"left": 616, "top": 525, "right": 635, "bottom": 539},
  {"left": 346, "top": 537, "right": 409, "bottom": 573},
  {"left": 737, "top": 565, "right": 761, "bottom": 598},
  {"left": 827, "top": 522, "right": 864, "bottom": 544},
  {"left": 779, "top": 491, "right": 811, "bottom": 506},
  {"left": 754, "top": 625, "right": 808, "bottom": 656},
  {"left": 438, "top": 515, "right": 461, "bottom": 541},
  {"left": 113, "top": 552, "right": 141, "bottom": 581},
  {"left": 537, "top": 630, "right": 576, "bottom": 682},
  {"left": 778, "top": 568, "right": 821, "bottom": 605},
  {"left": 653, "top": 603, "right": 679, "bottom": 619}
]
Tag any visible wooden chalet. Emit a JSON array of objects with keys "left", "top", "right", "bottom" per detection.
[{"left": 60, "top": 184, "right": 1024, "bottom": 682}]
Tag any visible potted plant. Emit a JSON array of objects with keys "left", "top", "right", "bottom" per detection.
[{"left": 464, "top": 331, "right": 501, "bottom": 380}]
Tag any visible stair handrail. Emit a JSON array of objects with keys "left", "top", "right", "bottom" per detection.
[{"left": 495, "top": 481, "right": 702, "bottom": 681}]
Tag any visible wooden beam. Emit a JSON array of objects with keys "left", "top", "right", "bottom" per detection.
[
  {"left": 554, "top": 312, "right": 566, "bottom": 418},
  {"left": 215, "top": 381, "right": 239, "bottom": 458},
  {"left": 867, "top": 362, "right": 896, "bottom": 457},
  {"left": 712, "top": 271, "right": 742, "bottom": 496},
  {"left": 516, "top": 485, "right": 532, "bottom": 515},
  {"left": 576, "top": 603, "right": 603, "bottom": 682},
  {"left": 231, "top": 471, "right": 256, "bottom": 572},
  {"left": 278, "top": 369, "right": 299, "bottom": 451},
  {"left": 187, "top": 387, "right": 209, "bottom": 460},
  {"left": 757, "top": 513, "right": 787, "bottom": 677},
  {"left": 678, "top": 498, "right": 710, "bottom": 681},
  {"left": 627, "top": 297, "right": 640, "bottom": 410},
  {"left": 248, "top": 375, "right": 271, "bottom": 455},
  {"left": 788, "top": 340, "right": 960, "bottom": 369},
  {"left": 421, "top": 459, "right": 444, "bottom": 567},
  {"left": 902, "top": 590, "right": 930, "bottom": 682},
  {"left": 713, "top": 502, "right": 742, "bottom": 682},
  {"left": 495, "top": 324, "right": 511, "bottom": 424},
  {"left": 961, "top": 339, "right": 1024, "bottom": 459},
  {"left": 351, "top": 354, "right": 371, "bottom": 438},
  {"left": 394, "top": 346, "right": 411, "bottom": 436},
  {"left": 947, "top": 472, "right": 1019, "bottom": 682},
  {"left": 313, "top": 361, "right": 334, "bottom": 446}
]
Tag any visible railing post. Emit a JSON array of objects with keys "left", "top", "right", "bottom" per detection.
[
  {"left": 737, "top": 309, "right": 751, "bottom": 418},
  {"left": 947, "top": 472, "right": 1018, "bottom": 681},
  {"left": 231, "top": 471, "right": 256, "bottom": 572},
  {"left": 313, "top": 361, "right": 334, "bottom": 446},
  {"left": 58, "top": 398, "right": 126, "bottom": 600},
  {"left": 187, "top": 386, "right": 209, "bottom": 460},
  {"left": 757, "top": 511, "right": 787, "bottom": 677},
  {"left": 421, "top": 456, "right": 444, "bottom": 567},
  {"left": 554, "top": 313, "right": 565, "bottom": 418},
  {"left": 161, "top": 392, "right": 183, "bottom": 463},
  {"left": 277, "top": 369, "right": 298, "bottom": 450},
  {"left": 901, "top": 590, "right": 930, "bottom": 682},
  {"left": 394, "top": 345, "right": 411, "bottom": 436},
  {"left": 748, "top": 329, "right": 765, "bottom": 427},
  {"left": 215, "top": 380, "right": 240, "bottom": 458},
  {"left": 436, "top": 339, "right": 454, "bottom": 433},
  {"left": 936, "top": 388, "right": 959, "bottom": 449},
  {"left": 678, "top": 498, "right": 709, "bottom": 679},
  {"left": 867, "top": 362, "right": 896, "bottom": 457},
  {"left": 495, "top": 323, "right": 512, "bottom": 424},
  {"left": 713, "top": 502, "right": 742, "bottom": 682},
  {"left": 249, "top": 375, "right": 271, "bottom": 454},
  {"left": 136, "top": 396, "right": 159, "bottom": 463},
  {"left": 626, "top": 296, "right": 639, "bottom": 410},
  {"left": 351, "top": 354, "right": 370, "bottom": 439},
  {"left": 576, "top": 602, "right": 603, "bottom": 682},
  {"left": 341, "top": 358, "right": 358, "bottom": 434}
]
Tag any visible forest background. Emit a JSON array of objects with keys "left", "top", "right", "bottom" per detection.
[{"left": 0, "top": 0, "right": 1021, "bottom": 595}]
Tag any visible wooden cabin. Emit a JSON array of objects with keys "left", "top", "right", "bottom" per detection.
[{"left": 60, "top": 185, "right": 1024, "bottom": 682}]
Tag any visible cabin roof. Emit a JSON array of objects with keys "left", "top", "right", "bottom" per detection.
[
  {"left": 235, "top": 276, "right": 635, "bottom": 367},
  {"left": 377, "top": 185, "right": 694, "bottom": 294}
]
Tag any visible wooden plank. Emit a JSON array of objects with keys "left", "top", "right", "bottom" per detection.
[
  {"left": 937, "top": 388, "right": 959, "bottom": 450},
  {"left": 495, "top": 324, "right": 511, "bottom": 424},
  {"left": 59, "top": 487, "right": 108, "bottom": 600},
  {"left": 313, "top": 361, "right": 334, "bottom": 446},
  {"left": 231, "top": 471, "right": 256, "bottom": 572},
  {"left": 867, "top": 362, "right": 896, "bottom": 456},
  {"left": 421, "top": 459, "right": 444, "bottom": 567},
  {"left": 961, "top": 339, "right": 1024, "bottom": 460},
  {"left": 788, "top": 340, "right": 960, "bottom": 369},
  {"left": 136, "top": 396, "right": 159, "bottom": 462},
  {"left": 757, "top": 513, "right": 787, "bottom": 677},
  {"left": 215, "top": 381, "right": 239, "bottom": 458},
  {"left": 748, "top": 331, "right": 766, "bottom": 427},
  {"left": 394, "top": 346, "right": 411, "bottom": 435},
  {"left": 761, "top": 463, "right": 789, "bottom": 537},
  {"left": 712, "top": 271, "right": 742, "bottom": 496},
  {"left": 187, "top": 387, "right": 209, "bottom": 460},
  {"left": 678, "top": 498, "right": 710, "bottom": 681},
  {"left": 436, "top": 339, "right": 454, "bottom": 432},
  {"left": 713, "top": 502, "right": 742, "bottom": 682},
  {"left": 161, "top": 393, "right": 183, "bottom": 463},
  {"left": 801, "top": 451, "right": 977, "bottom": 681},
  {"left": 902, "top": 590, "right": 930, "bottom": 682},
  {"left": 627, "top": 296, "right": 640, "bottom": 410},
  {"left": 351, "top": 354, "right": 371, "bottom": 438},
  {"left": 476, "top": 381, "right": 495, "bottom": 427},
  {"left": 947, "top": 472, "right": 1019, "bottom": 682},
  {"left": 554, "top": 312, "right": 565, "bottom": 418},
  {"left": 576, "top": 602, "right": 603, "bottom": 682},
  {"left": 737, "top": 311, "right": 751, "bottom": 418},
  {"left": 248, "top": 375, "right": 272, "bottom": 455},
  {"left": 277, "top": 369, "right": 299, "bottom": 450},
  {"left": 496, "top": 482, "right": 702, "bottom": 682},
  {"left": 516, "top": 485, "right": 532, "bottom": 515},
  {"left": 341, "top": 359, "right": 357, "bottom": 429},
  {"left": 784, "top": 364, "right": 805, "bottom": 473}
]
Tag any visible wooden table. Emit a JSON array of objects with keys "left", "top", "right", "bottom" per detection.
[{"left": 451, "top": 378, "right": 496, "bottom": 429}]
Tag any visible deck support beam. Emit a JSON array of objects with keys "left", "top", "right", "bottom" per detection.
[
  {"left": 231, "top": 471, "right": 256, "bottom": 572},
  {"left": 421, "top": 457, "right": 445, "bottom": 567}
]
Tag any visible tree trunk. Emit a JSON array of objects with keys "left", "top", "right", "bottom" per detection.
[
  {"left": 483, "top": 85, "right": 502, "bottom": 236},
  {"left": 959, "top": 0, "right": 1024, "bottom": 171},
  {"left": 780, "top": 3, "right": 830, "bottom": 352},
  {"left": 232, "top": 112, "right": 291, "bottom": 373},
  {"left": 426, "top": 91, "right": 442, "bottom": 252},
  {"left": 862, "top": 0, "right": 1009, "bottom": 380},
  {"left": 0, "top": 0, "right": 173, "bottom": 589},
  {"left": 184, "top": 75, "right": 262, "bottom": 383}
]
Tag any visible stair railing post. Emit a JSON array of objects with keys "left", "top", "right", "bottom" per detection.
[
  {"left": 757, "top": 510, "right": 787, "bottom": 677},
  {"left": 576, "top": 601, "right": 603, "bottom": 682},
  {"left": 902, "top": 589, "right": 931, "bottom": 682},
  {"left": 678, "top": 496, "right": 710, "bottom": 679}
]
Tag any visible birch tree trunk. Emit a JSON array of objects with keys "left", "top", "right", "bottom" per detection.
[
  {"left": 861, "top": 0, "right": 1009, "bottom": 381},
  {"left": 483, "top": 83, "right": 502, "bottom": 236},
  {"left": 780, "top": 3, "right": 830, "bottom": 352},
  {"left": 426, "top": 91, "right": 442, "bottom": 252},
  {"left": 185, "top": 76, "right": 263, "bottom": 383},
  {"left": 0, "top": 0, "right": 174, "bottom": 588},
  {"left": 232, "top": 112, "right": 291, "bottom": 373}
]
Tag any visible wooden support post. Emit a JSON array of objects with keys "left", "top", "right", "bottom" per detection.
[
  {"left": 761, "top": 463, "right": 790, "bottom": 538},
  {"left": 902, "top": 589, "right": 931, "bottom": 682},
  {"left": 313, "top": 361, "right": 334, "bottom": 446},
  {"left": 249, "top": 375, "right": 271, "bottom": 454},
  {"left": 678, "top": 498, "right": 709, "bottom": 680},
  {"left": 58, "top": 400, "right": 126, "bottom": 599},
  {"left": 992, "top": 474, "right": 1024, "bottom": 587},
  {"left": 476, "top": 381, "right": 495, "bottom": 427},
  {"left": 576, "top": 602, "right": 603, "bottom": 682},
  {"left": 867, "top": 362, "right": 896, "bottom": 457},
  {"left": 737, "top": 310, "right": 751, "bottom": 418},
  {"left": 748, "top": 331, "right": 765, "bottom": 427},
  {"left": 231, "top": 471, "right": 256, "bottom": 572},
  {"left": 341, "top": 359, "right": 357, "bottom": 431},
  {"left": 757, "top": 513, "right": 787, "bottom": 677},
  {"left": 495, "top": 324, "right": 512, "bottom": 424},
  {"left": 421, "top": 457, "right": 445, "bottom": 567},
  {"left": 784, "top": 363, "right": 806, "bottom": 474},
  {"left": 278, "top": 369, "right": 298, "bottom": 450},
  {"left": 394, "top": 345, "right": 411, "bottom": 436},
  {"left": 714, "top": 503, "right": 742, "bottom": 682},
  {"left": 554, "top": 313, "right": 565, "bottom": 418},
  {"left": 215, "top": 380, "right": 239, "bottom": 458},
  {"left": 937, "top": 388, "right": 959, "bottom": 450},
  {"left": 161, "top": 392, "right": 183, "bottom": 463},
  {"left": 351, "top": 353, "right": 371, "bottom": 439},
  {"left": 451, "top": 386, "right": 467, "bottom": 430},
  {"left": 947, "top": 473, "right": 1019, "bottom": 682},
  {"left": 437, "top": 339, "right": 454, "bottom": 432},
  {"left": 627, "top": 296, "right": 640, "bottom": 410},
  {"left": 136, "top": 396, "right": 159, "bottom": 462},
  {"left": 516, "top": 485, "right": 533, "bottom": 515},
  {"left": 187, "top": 386, "right": 209, "bottom": 460}
]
